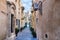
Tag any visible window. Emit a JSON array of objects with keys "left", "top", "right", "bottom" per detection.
[{"left": 16, "top": 19, "right": 20, "bottom": 29}]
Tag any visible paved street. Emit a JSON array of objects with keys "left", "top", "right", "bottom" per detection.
[{"left": 15, "top": 27, "right": 37, "bottom": 40}]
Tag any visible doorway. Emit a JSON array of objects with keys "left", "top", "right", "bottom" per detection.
[{"left": 11, "top": 14, "right": 14, "bottom": 33}]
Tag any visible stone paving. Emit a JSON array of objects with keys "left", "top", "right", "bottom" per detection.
[
  {"left": 5, "top": 33, "right": 15, "bottom": 40},
  {"left": 15, "top": 27, "right": 37, "bottom": 40}
]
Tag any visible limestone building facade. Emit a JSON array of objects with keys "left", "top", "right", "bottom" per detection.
[
  {"left": 15, "top": 0, "right": 21, "bottom": 29},
  {"left": 20, "top": 5, "right": 25, "bottom": 28},
  {"left": 32, "top": 0, "right": 60, "bottom": 40},
  {"left": 0, "top": 0, "right": 8, "bottom": 40},
  {"left": 0, "top": 0, "right": 21, "bottom": 40},
  {"left": 5, "top": 0, "right": 16, "bottom": 40}
]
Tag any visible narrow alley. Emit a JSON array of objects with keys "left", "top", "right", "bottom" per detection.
[
  {"left": 15, "top": 27, "right": 37, "bottom": 40},
  {"left": 0, "top": 0, "right": 60, "bottom": 40}
]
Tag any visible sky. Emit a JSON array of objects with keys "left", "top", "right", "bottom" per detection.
[{"left": 21, "top": 0, "right": 32, "bottom": 12}]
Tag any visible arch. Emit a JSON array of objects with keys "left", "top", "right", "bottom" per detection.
[{"left": 7, "top": 1, "right": 16, "bottom": 10}]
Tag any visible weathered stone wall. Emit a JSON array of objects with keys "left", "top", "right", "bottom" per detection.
[
  {"left": 42, "top": 0, "right": 60, "bottom": 40},
  {"left": 52, "top": 0, "right": 60, "bottom": 40},
  {"left": 42, "top": 0, "right": 55, "bottom": 40},
  {"left": 0, "top": 0, "right": 7, "bottom": 40},
  {"left": 35, "top": 0, "right": 60, "bottom": 40},
  {"left": 35, "top": 10, "right": 42, "bottom": 40}
]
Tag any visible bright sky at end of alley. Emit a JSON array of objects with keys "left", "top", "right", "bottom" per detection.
[{"left": 21, "top": 0, "right": 32, "bottom": 12}]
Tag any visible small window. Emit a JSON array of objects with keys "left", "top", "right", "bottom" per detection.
[{"left": 45, "top": 34, "right": 48, "bottom": 38}]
